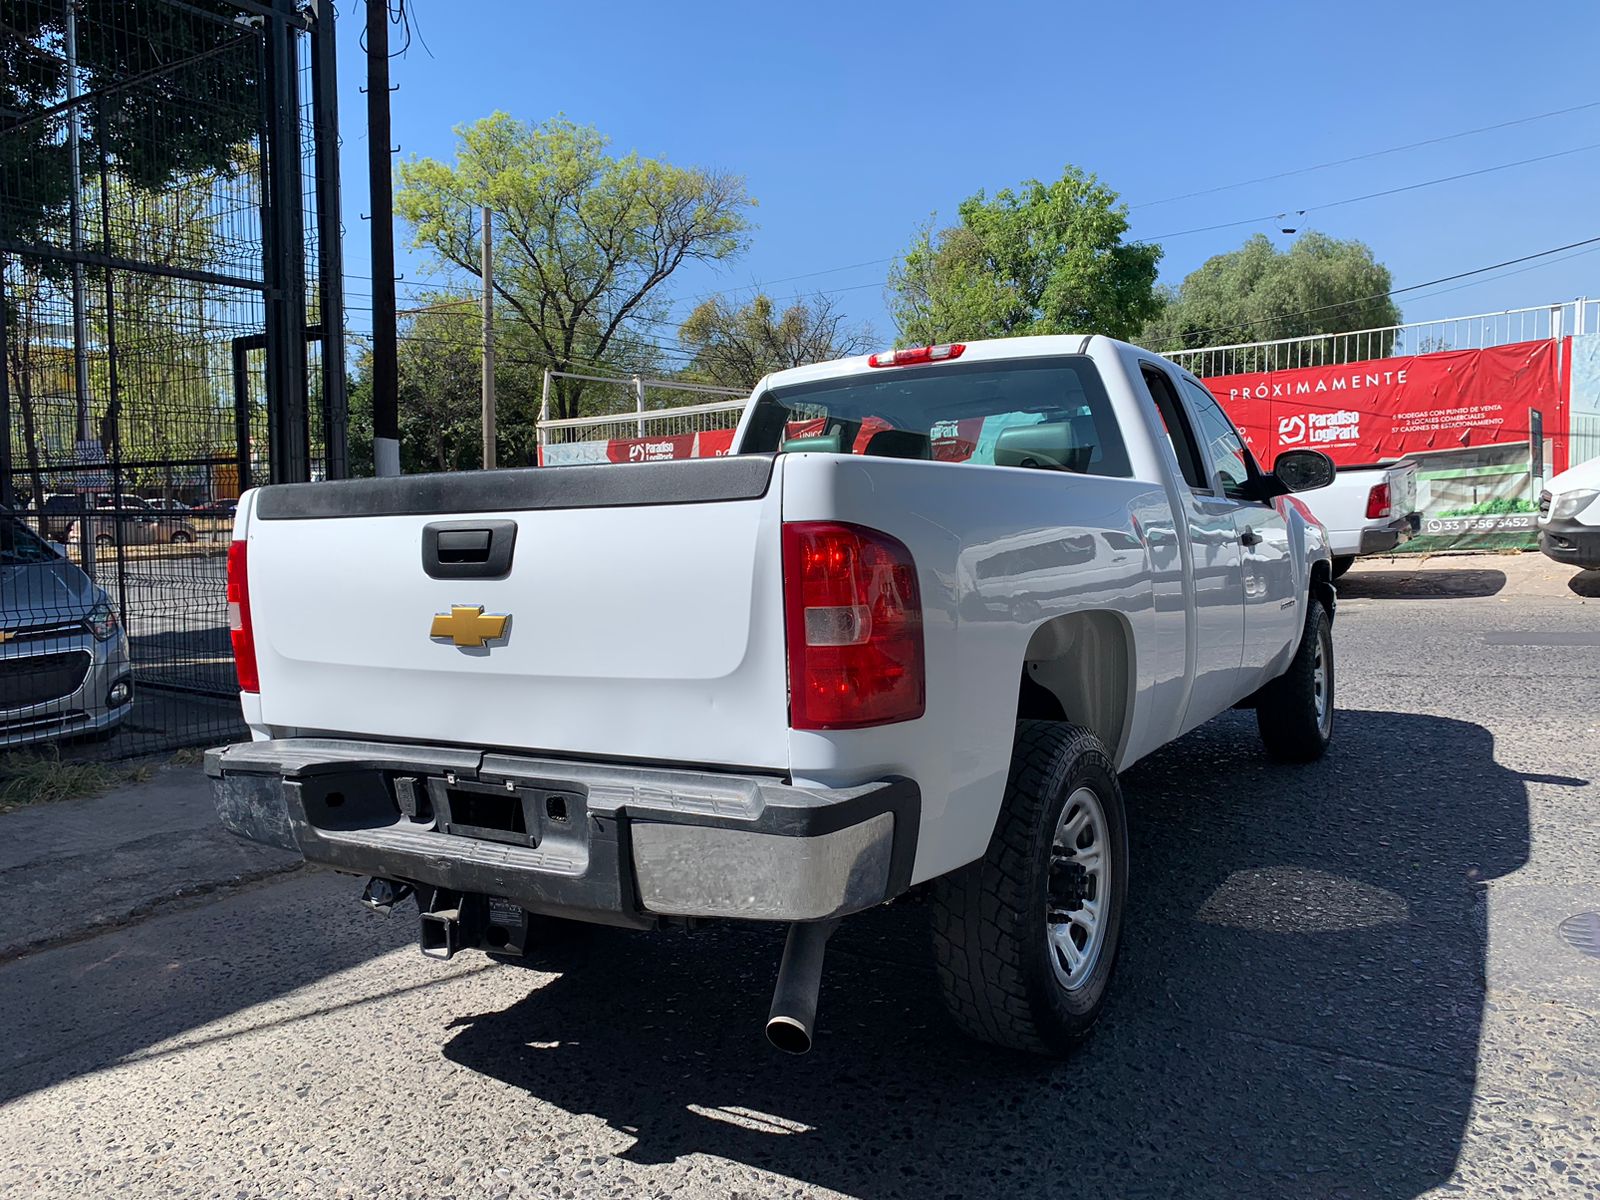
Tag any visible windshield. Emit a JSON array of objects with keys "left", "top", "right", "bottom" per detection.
[
  {"left": 740, "top": 355, "right": 1131, "bottom": 478},
  {"left": 0, "top": 519, "right": 61, "bottom": 566}
]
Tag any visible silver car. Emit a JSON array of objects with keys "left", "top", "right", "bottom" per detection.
[{"left": 1, "top": 515, "right": 133, "bottom": 747}]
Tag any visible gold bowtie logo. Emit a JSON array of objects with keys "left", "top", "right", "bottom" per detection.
[
  {"left": 430, "top": 605, "right": 509, "bottom": 648},
  {"left": 0, "top": 630, "right": 14, "bottom": 643}
]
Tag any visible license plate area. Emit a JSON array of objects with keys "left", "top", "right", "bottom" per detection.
[{"left": 430, "top": 777, "right": 582, "bottom": 849}]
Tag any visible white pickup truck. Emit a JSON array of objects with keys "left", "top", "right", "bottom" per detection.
[
  {"left": 210, "top": 335, "right": 1339, "bottom": 1057},
  {"left": 1302, "top": 460, "right": 1420, "bottom": 578}
]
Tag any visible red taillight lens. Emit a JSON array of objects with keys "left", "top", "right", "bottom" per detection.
[
  {"left": 867, "top": 343, "right": 965, "bottom": 368},
  {"left": 226, "top": 539, "right": 259, "bottom": 694},
  {"left": 782, "top": 521, "right": 924, "bottom": 730},
  {"left": 1366, "top": 481, "right": 1392, "bottom": 520}
]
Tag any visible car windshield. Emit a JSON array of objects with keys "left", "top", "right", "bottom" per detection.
[
  {"left": 0, "top": 519, "right": 60, "bottom": 566},
  {"left": 740, "top": 355, "right": 1131, "bottom": 478}
]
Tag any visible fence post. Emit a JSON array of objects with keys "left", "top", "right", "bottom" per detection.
[
  {"left": 537, "top": 368, "right": 551, "bottom": 463},
  {"left": 262, "top": 0, "right": 309, "bottom": 484},
  {"left": 633, "top": 375, "right": 645, "bottom": 437},
  {"left": 0, "top": 261, "right": 12, "bottom": 510}
]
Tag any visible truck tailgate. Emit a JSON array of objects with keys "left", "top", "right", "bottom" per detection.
[{"left": 241, "top": 457, "right": 791, "bottom": 770}]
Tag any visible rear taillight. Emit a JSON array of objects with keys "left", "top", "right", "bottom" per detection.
[
  {"left": 867, "top": 343, "right": 964, "bottom": 368},
  {"left": 782, "top": 522, "right": 924, "bottom": 730},
  {"left": 1366, "top": 481, "right": 1392, "bottom": 520},
  {"left": 226, "top": 539, "right": 259, "bottom": 694}
]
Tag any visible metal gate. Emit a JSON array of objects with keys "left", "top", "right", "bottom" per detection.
[{"left": 0, "top": 0, "right": 344, "bottom": 759}]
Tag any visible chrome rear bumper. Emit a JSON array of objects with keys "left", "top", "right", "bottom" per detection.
[{"left": 206, "top": 738, "right": 918, "bottom": 926}]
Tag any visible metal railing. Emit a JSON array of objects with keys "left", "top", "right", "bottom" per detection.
[
  {"left": 1163, "top": 297, "right": 1591, "bottom": 378},
  {"left": 536, "top": 370, "right": 747, "bottom": 454}
]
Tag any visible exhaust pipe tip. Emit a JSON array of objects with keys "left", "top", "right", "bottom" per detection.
[
  {"left": 765, "top": 1014, "right": 814, "bottom": 1056},
  {"left": 765, "top": 919, "right": 838, "bottom": 1056}
]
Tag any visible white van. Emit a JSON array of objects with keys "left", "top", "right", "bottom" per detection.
[{"left": 1537, "top": 457, "right": 1600, "bottom": 570}]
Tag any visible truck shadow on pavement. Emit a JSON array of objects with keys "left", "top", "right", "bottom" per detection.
[
  {"left": 443, "top": 709, "right": 1529, "bottom": 1200},
  {"left": 1337, "top": 568, "right": 1507, "bottom": 599}
]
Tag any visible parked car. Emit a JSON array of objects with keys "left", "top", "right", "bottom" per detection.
[
  {"left": 208, "top": 334, "right": 1338, "bottom": 1057},
  {"left": 1537, "top": 457, "right": 1600, "bottom": 569},
  {"left": 0, "top": 509, "right": 133, "bottom": 746},
  {"left": 40, "top": 492, "right": 200, "bottom": 547}
]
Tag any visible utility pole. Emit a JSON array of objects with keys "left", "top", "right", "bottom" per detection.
[
  {"left": 481, "top": 206, "right": 495, "bottom": 469},
  {"left": 366, "top": 0, "right": 400, "bottom": 476}
]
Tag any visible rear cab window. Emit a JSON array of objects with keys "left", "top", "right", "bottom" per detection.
[{"left": 741, "top": 356, "right": 1132, "bottom": 478}]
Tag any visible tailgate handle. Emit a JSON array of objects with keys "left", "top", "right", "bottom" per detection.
[{"left": 422, "top": 520, "right": 516, "bottom": 579}]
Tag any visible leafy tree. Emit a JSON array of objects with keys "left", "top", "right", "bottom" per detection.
[
  {"left": 396, "top": 113, "right": 755, "bottom": 421},
  {"left": 347, "top": 292, "right": 553, "bottom": 473},
  {"left": 677, "top": 292, "right": 872, "bottom": 388},
  {"left": 0, "top": 0, "right": 260, "bottom": 248},
  {"left": 887, "top": 167, "right": 1161, "bottom": 344},
  {"left": 1141, "top": 232, "right": 1401, "bottom": 369}
]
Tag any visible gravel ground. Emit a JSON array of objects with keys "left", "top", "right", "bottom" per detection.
[{"left": 2, "top": 553, "right": 1597, "bottom": 1200}]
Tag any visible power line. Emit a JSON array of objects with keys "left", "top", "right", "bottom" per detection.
[
  {"left": 339, "top": 135, "right": 1600, "bottom": 339},
  {"left": 1145, "top": 141, "right": 1600, "bottom": 241},
  {"left": 1163, "top": 234, "right": 1600, "bottom": 345},
  {"left": 1375, "top": 243, "right": 1600, "bottom": 308},
  {"left": 1132, "top": 98, "right": 1600, "bottom": 209},
  {"left": 655, "top": 110, "right": 1600, "bottom": 312}
]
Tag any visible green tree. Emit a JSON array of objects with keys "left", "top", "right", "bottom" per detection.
[
  {"left": 677, "top": 292, "right": 872, "bottom": 388},
  {"left": 347, "top": 292, "right": 553, "bottom": 473},
  {"left": 1141, "top": 232, "right": 1401, "bottom": 369},
  {"left": 395, "top": 113, "right": 755, "bottom": 421},
  {"left": 0, "top": 0, "right": 261, "bottom": 248},
  {"left": 887, "top": 166, "right": 1161, "bottom": 344}
]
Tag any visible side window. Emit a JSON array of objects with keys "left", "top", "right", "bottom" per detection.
[
  {"left": 1181, "top": 379, "right": 1252, "bottom": 501},
  {"left": 1139, "top": 365, "right": 1207, "bottom": 491}
]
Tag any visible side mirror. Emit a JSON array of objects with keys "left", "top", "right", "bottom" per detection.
[{"left": 1272, "top": 449, "right": 1337, "bottom": 493}]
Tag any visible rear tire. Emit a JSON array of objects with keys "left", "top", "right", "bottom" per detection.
[
  {"left": 1331, "top": 555, "right": 1355, "bottom": 580},
  {"left": 929, "top": 721, "right": 1128, "bottom": 1057},
  {"left": 1255, "top": 601, "right": 1334, "bottom": 762}
]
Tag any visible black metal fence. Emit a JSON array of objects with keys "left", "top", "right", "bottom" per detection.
[{"left": 0, "top": 0, "right": 343, "bottom": 761}]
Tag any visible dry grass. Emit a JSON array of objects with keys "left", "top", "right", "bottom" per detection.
[{"left": 0, "top": 749, "right": 123, "bottom": 814}]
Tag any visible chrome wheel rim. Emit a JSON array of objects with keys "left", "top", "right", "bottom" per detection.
[
  {"left": 1046, "top": 785, "right": 1111, "bottom": 991},
  {"left": 1312, "top": 628, "right": 1332, "bottom": 735}
]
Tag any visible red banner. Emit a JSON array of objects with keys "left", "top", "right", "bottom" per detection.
[{"left": 1202, "top": 339, "right": 1565, "bottom": 470}]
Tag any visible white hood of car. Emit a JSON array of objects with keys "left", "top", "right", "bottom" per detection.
[{"left": 1548, "top": 456, "right": 1600, "bottom": 495}]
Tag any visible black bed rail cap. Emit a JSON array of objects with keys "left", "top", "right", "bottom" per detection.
[{"left": 254, "top": 454, "right": 776, "bottom": 521}]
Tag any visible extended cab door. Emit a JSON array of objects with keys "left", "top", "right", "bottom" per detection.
[
  {"left": 1138, "top": 363, "right": 1245, "bottom": 727},
  {"left": 1178, "top": 378, "right": 1301, "bottom": 689}
]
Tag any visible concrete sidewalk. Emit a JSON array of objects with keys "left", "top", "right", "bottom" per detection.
[{"left": 0, "top": 763, "right": 300, "bottom": 961}]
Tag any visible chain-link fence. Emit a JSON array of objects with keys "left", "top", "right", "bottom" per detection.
[{"left": 0, "top": 0, "right": 339, "bottom": 761}]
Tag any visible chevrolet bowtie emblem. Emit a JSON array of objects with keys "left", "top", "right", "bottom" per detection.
[
  {"left": 0, "top": 630, "right": 13, "bottom": 643},
  {"left": 430, "top": 605, "right": 509, "bottom": 648}
]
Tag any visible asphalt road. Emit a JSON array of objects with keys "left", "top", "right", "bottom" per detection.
[{"left": 3, "top": 554, "right": 1597, "bottom": 1199}]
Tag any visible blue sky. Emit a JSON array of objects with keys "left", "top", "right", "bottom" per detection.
[{"left": 334, "top": 0, "right": 1600, "bottom": 357}]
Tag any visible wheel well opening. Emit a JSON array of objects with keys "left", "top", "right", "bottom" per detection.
[
  {"left": 1311, "top": 559, "right": 1335, "bottom": 620},
  {"left": 1015, "top": 611, "right": 1133, "bottom": 765}
]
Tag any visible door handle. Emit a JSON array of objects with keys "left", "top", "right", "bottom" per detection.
[
  {"left": 1240, "top": 526, "right": 1261, "bottom": 548},
  {"left": 422, "top": 520, "right": 517, "bottom": 579}
]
